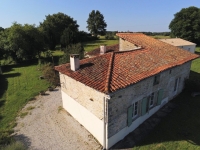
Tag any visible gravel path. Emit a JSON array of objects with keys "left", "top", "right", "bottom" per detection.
[{"left": 14, "top": 87, "right": 101, "bottom": 150}]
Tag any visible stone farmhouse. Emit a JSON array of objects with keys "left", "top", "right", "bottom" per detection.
[
  {"left": 159, "top": 38, "right": 196, "bottom": 53},
  {"left": 55, "top": 33, "right": 199, "bottom": 149}
]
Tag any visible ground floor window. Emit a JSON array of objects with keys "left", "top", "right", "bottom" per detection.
[
  {"left": 149, "top": 92, "right": 154, "bottom": 108},
  {"left": 132, "top": 101, "right": 139, "bottom": 119},
  {"left": 127, "top": 89, "right": 164, "bottom": 127}
]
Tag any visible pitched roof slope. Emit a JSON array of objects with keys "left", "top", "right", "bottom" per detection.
[
  {"left": 55, "top": 33, "right": 199, "bottom": 94},
  {"left": 55, "top": 53, "right": 112, "bottom": 92},
  {"left": 159, "top": 38, "right": 196, "bottom": 46}
]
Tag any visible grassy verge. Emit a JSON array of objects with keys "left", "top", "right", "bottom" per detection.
[
  {"left": 0, "top": 63, "right": 50, "bottom": 146},
  {"left": 133, "top": 48, "right": 200, "bottom": 149}
]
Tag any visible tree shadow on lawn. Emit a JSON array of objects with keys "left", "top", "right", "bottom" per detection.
[
  {"left": 189, "top": 70, "right": 200, "bottom": 81},
  {"left": 112, "top": 71, "right": 200, "bottom": 149},
  {"left": 13, "top": 134, "right": 32, "bottom": 149},
  {"left": 0, "top": 75, "right": 8, "bottom": 99},
  {"left": 195, "top": 51, "right": 200, "bottom": 55},
  {"left": 0, "top": 73, "right": 20, "bottom": 123},
  {"left": 136, "top": 92, "right": 200, "bottom": 146}
]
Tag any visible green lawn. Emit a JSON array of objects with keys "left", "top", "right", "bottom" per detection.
[
  {"left": 151, "top": 35, "right": 171, "bottom": 39},
  {"left": 83, "top": 39, "right": 118, "bottom": 52},
  {"left": 0, "top": 63, "right": 50, "bottom": 145},
  {"left": 133, "top": 48, "right": 200, "bottom": 149}
]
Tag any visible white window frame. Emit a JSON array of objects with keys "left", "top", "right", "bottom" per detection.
[
  {"left": 149, "top": 92, "right": 154, "bottom": 108},
  {"left": 132, "top": 101, "right": 139, "bottom": 119}
]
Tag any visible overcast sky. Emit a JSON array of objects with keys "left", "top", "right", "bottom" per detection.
[{"left": 0, "top": 0, "right": 200, "bottom": 32}]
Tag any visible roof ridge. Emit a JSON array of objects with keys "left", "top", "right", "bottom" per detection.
[
  {"left": 104, "top": 52, "right": 115, "bottom": 94},
  {"left": 114, "top": 47, "right": 145, "bottom": 54}
]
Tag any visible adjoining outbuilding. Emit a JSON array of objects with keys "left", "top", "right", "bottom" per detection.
[
  {"left": 55, "top": 33, "right": 199, "bottom": 149},
  {"left": 159, "top": 38, "right": 196, "bottom": 53}
]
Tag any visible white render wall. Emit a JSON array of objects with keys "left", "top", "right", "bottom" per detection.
[
  {"left": 106, "top": 62, "right": 192, "bottom": 148},
  {"left": 178, "top": 45, "right": 196, "bottom": 53},
  {"left": 61, "top": 91, "right": 104, "bottom": 144},
  {"left": 59, "top": 73, "right": 105, "bottom": 145}
]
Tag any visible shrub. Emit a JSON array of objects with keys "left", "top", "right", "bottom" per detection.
[
  {"left": 59, "top": 43, "right": 84, "bottom": 64},
  {"left": 42, "top": 63, "right": 60, "bottom": 86}
]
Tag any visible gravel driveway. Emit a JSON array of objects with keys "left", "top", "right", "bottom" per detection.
[{"left": 14, "top": 87, "right": 101, "bottom": 150}]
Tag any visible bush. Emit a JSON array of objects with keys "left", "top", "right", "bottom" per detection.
[
  {"left": 59, "top": 43, "right": 84, "bottom": 64},
  {"left": 42, "top": 63, "right": 60, "bottom": 86}
]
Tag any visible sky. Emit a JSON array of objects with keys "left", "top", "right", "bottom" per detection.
[{"left": 0, "top": 0, "right": 200, "bottom": 32}]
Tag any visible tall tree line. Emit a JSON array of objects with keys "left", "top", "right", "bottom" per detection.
[{"left": 0, "top": 11, "right": 106, "bottom": 63}]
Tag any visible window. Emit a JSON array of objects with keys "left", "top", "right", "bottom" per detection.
[
  {"left": 174, "top": 77, "right": 180, "bottom": 91},
  {"left": 149, "top": 93, "right": 154, "bottom": 107},
  {"left": 127, "top": 100, "right": 140, "bottom": 126},
  {"left": 132, "top": 101, "right": 139, "bottom": 119},
  {"left": 153, "top": 74, "right": 160, "bottom": 85}
]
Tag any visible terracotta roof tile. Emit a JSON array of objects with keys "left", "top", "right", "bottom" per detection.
[{"left": 55, "top": 33, "right": 199, "bottom": 93}]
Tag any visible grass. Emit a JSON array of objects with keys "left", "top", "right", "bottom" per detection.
[
  {"left": 0, "top": 62, "right": 50, "bottom": 146},
  {"left": 19, "top": 112, "right": 28, "bottom": 118},
  {"left": 151, "top": 35, "right": 171, "bottom": 39},
  {"left": 83, "top": 39, "right": 118, "bottom": 52},
  {"left": 132, "top": 47, "right": 200, "bottom": 149},
  {"left": 0, "top": 141, "right": 26, "bottom": 150}
]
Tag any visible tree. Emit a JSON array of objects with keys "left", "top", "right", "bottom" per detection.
[
  {"left": 59, "top": 43, "right": 84, "bottom": 64},
  {"left": 169, "top": 6, "right": 200, "bottom": 44},
  {"left": 0, "top": 23, "right": 45, "bottom": 62},
  {"left": 0, "top": 27, "right": 4, "bottom": 32},
  {"left": 87, "top": 10, "right": 107, "bottom": 36},
  {"left": 42, "top": 63, "right": 60, "bottom": 86},
  {"left": 40, "top": 12, "right": 79, "bottom": 50}
]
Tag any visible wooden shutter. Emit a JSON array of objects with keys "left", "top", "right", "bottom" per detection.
[
  {"left": 157, "top": 89, "right": 164, "bottom": 105},
  {"left": 127, "top": 105, "right": 133, "bottom": 127},
  {"left": 141, "top": 97, "right": 148, "bottom": 116}
]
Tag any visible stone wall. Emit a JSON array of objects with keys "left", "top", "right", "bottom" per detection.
[
  {"left": 60, "top": 73, "right": 105, "bottom": 119},
  {"left": 107, "top": 62, "right": 191, "bottom": 138}
]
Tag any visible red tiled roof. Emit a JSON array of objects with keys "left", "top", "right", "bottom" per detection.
[
  {"left": 55, "top": 33, "right": 199, "bottom": 94},
  {"left": 86, "top": 44, "right": 119, "bottom": 57}
]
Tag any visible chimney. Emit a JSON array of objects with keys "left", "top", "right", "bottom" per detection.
[
  {"left": 70, "top": 54, "right": 80, "bottom": 71},
  {"left": 100, "top": 45, "right": 106, "bottom": 54}
]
